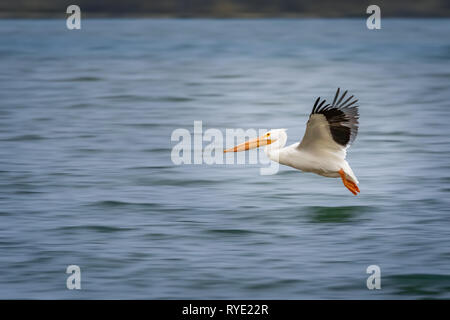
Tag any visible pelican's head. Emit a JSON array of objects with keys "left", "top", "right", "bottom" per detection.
[{"left": 224, "top": 129, "right": 287, "bottom": 153}]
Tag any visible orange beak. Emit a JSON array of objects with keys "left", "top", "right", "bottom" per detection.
[{"left": 223, "top": 133, "right": 274, "bottom": 153}]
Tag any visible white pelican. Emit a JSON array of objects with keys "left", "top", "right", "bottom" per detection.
[{"left": 224, "top": 88, "right": 360, "bottom": 195}]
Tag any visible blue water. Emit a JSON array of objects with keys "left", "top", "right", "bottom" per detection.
[{"left": 0, "top": 19, "right": 449, "bottom": 299}]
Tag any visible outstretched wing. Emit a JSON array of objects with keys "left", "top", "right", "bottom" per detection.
[{"left": 298, "top": 88, "right": 359, "bottom": 157}]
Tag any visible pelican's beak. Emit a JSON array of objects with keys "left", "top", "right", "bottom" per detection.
[{"left": 224, "top": 133, "right": 274, "bottom": 153}]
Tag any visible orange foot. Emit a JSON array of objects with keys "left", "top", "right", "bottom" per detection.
[{"left": 339, "top": 169, "right": 360, "bottom": 196}]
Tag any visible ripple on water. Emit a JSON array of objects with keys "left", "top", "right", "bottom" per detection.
[
  {"left": 87, "top": 200, "right": 161, "bottom": 209},
  {"left": 206, "top": 229, "right": 266, "bottom": 236},
  {"left": 53, "top": 76, "right": 103, "bottom": 82},
  {"left": 385, "top": 274, "right": 450, "bottom": 298},
  {"left": 306, "top": 206, "right": 375, "bottom": 223},
  {"left": 57, "top": 225, "right": 136, "bottom": 233},
  {"left": 1, "top": 134, "right": 45, "bottom": 141}
]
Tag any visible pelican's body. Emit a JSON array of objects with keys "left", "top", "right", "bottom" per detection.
[
  {"left": 267, "top": 142, "right": 356, "bottom": 181},
  {"left": 225, "top": 88, "right": 361, "bottom": 195}
]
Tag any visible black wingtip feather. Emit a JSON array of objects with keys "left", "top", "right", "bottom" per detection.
[
  {"left": 337, "top": 95, "right": 354, "bottom": 108},
  {"left": 334, "top": 90, "right": 348, "bottom": 107},
  {"left": 343, "top": 99, "right": 358, "bottom": 108},
  {"left": 317, "top": 99, "right": 326, "bottom": 112},
  {"left": 312, "top": 97, "right": 320, "bottom": 113},
  {"left": 310, "top": 88, "right": 360, "bottom": 147},
  {"left": 331, "top": 88, "right": 340, "bottom": 107}
]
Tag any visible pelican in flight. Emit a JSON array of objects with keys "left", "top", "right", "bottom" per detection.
[{"left": 224, "top": 88, "right": 360, "bottom": 195}]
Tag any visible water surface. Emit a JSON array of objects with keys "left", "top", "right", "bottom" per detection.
[{"left": 0, "top": 19, "right": 449, "bottom": 299}]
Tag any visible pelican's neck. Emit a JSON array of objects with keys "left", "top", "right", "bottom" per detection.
[
  {"left": 264, "top": 137, "right": 288, "bottom": 163},
  {"left": 264, "top": 145, "right": 281, "bottom": 163}
]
